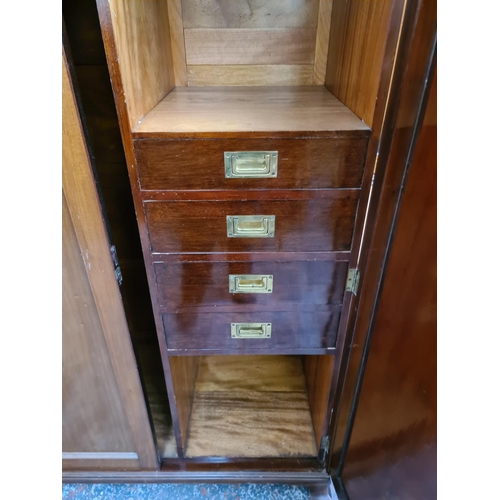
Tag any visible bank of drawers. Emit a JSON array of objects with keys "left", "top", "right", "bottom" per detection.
[{"left": 133, "top": 136, "right": 368, "bottom": 353}]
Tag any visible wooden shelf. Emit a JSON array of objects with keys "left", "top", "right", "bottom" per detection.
[
  {"left": 132, "top": 86, "right": 370, "bottom": 138},
  {"left": 185, "top": 355, "right": 317, "bottom": 458}
]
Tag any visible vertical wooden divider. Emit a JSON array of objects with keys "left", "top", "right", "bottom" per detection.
[
  {"left": 96, "top": 0, "right": 199, "bottom": 457},
  {"left": 304, "top": 356, "right": 335, "bottom": 450},
  {"left": 168, "top": 0, "right": 188, "bottom": 86}
]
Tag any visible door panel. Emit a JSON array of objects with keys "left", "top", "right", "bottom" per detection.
[
  {"left": 62, "top": 194, "right": 136, "bottom": 457},
  {"left": 62, "top": 44, "right": 157, "bottom": 471}
]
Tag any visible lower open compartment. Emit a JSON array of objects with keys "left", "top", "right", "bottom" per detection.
[{"left": 168, "top": 353, "right": 334, "bottom": 459}]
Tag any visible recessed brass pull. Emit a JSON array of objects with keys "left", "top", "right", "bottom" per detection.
[
  {"left": 226, "top": 215, "right": 275, "bottom": 238},
  {"left": 229, "top": 274, "right": 273, "bottom": 294},
  {"left": 224, "top": 151, "right": 278, "bottom": 178},
  {"left": 231, "top": 323, "right": 272, "bottom": 339}
]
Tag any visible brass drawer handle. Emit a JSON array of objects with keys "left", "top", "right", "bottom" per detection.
[
  {"left": 231, "top": 323, "right": 272, "bottom": 339},
  {"left": 226, "top": 215, "right": 275, "bottom": 238},
  {"left": 224, "top": 151, "right": 278, "bottom": 178},
  {"left": 229, "top": 275, "right": 273, "bottom": 294}
]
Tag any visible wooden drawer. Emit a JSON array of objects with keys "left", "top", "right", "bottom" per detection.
[
  {"left": 145, "top": 196, "right": 358, "bottom": 254},
  {"left": 162, "top": 308, "right": 341, "bottom": 352},
  {"left": 155, "top": 259, "right": 349, "bottom": 311},
  {"left": 134, "top": 137, "right": 368, "bottom": 190}
]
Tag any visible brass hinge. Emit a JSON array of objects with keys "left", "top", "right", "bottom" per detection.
[
  {"left": 345, "top": 268, "right": 360, "bottom": 295},
  {"left": 319, "top": 436, "right": 329, "bottom": 462},
  {"left": 110, "top": 245, "right": 123, "bottom": 286}
]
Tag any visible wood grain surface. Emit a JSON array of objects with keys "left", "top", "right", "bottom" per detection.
[
  {"left": 133, "top": 87, "right": 370, "bottom": 136},
  {"left": 155, "top": 259, "right": 348, "bottom": 311},
  {"left": 185, "top": 356, "right": 317, "bottom": 457},
  {"left": 313, "top": 0, "right": 334, "bottom": 84},
  {"left": 107, "top": 0, "right": 174, "bottom": 127},
  {"left": 182, "top": 0, "right": 320, "bottom": 28},
  {"left": 176, "top": 0, "right": 332, "bottom": 87},
  {"left": 193, "top": 356, "right": 307, "bottom": 392},
  {"left": 152, "top": 251, "right": 350, "bottom": 264},
  {"left": 145, "top": 197, "right": 358, "bottom": 254},
  {"left": 304, "top": 355, "right": 335, "bottom": 448},
  {"left": 325, "top": 0, "right": 412, "bottom": 472},
  {"left": 317, "top": 0, "right": 437, "bottom": 493},
  {"left": 325, "top": 0, "right": 393, "bottom": 127},
  {"left": 134, "top": 136, "right": 367, "bottom": 190},
  {"left": 167, "top": 0, "right": 188, "bottom": 86},
  {"left": 162, "top": 308, "right": 341, "bottom": 351},
  {"left": 97, "top": 0, "right": 192, "bottom": 455},
  {"left": 185, "top": 28, "right": 316, "bottom": 66},
  {"left": 141, "top": 190, "right": 359, "bottom": 202},
  {"left": 63, "top": 192, "right": 136, "bottom": 458},
  {"left": 344, "top": 54, "right": 437, "bottom": 500},
  {"left": 63, "top": 46, "right": 157, "bottom": 470},
  {"left": 168, "top": 356, "right": 199, "bottom": 454},
  {"left": 186, "top": 64, "right": 314, "bottom": 86}
]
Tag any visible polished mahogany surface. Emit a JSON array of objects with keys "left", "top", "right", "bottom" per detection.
[
  {"left": 163, "top": 308, "right": 341, "bottom": 352},
  {"left": 155, "top": 259, "right": 348, "bottom": 310},
  {"left": 134, "top": 137, "right": 368, "bottom": 190},
  {"left": 343, "top": 74, "right": 436, "bottom": 497},
  {"left": 341, "top": 9, "right": 437, "bottom": 498},
  {"left": 145, "top": 197, "right": 358, "bottom": 254}
]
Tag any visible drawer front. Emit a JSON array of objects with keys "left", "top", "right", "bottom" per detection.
[
  {"left": 162, "top": 309, "right": 341, "bottom": 351},
  {"left": 155, "top": 260, "right": 349, "bottom": 311},
  {"left": 134, "top": 137, "right": 367, "bottom": 190},
  {"left": 145, "top": 198, "right": 358, "bottom": 253}
]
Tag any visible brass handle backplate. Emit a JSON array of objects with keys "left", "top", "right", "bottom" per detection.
[
  {"left": 229, "top": 274, "right": 273, "bottom": 294},
  {"left": 224, "top": 151, "right": 278, "bottom": 178},
  {"left": 226, "top": 215, "right": 275, "bottom": 238},
  {"left": 231, "top": 322, "right": 272, "bottom": 339}
]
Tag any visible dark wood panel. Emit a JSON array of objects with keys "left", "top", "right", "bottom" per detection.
[
  {"left": 162, "top": 308, "right": 341, "bottom": 351},
  {"left": 153, "top": 251, "right": 350, "bottom": 263},
  {"left": 62, "top": 0, "right": 107, "bottom": 65},
  {"left": 134, "top": 137, "right": 368, "bottom": 190},
  {"left": 343, "top": 59, "right": 437, "bottom": 500},
  {"left": 94, "top": 166, "right": 142, "bottom": 260},
  {"left": 325, "top": 0, "right": 427, "bottom": 473},
  {"left": 119, "top": 261, "right": 156, "bottom": 340},
  {"left": 142, "top": 189, "right": 359, "bottom": 202},
  {"left": 155, "top": 260, "right": 348, "bottom": 311},
  {"left": 74, "top": 65, "right": 127, "bottom": 165},
  {"left": 145, "top": 197, "right": 359, "bottom": 254}
]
